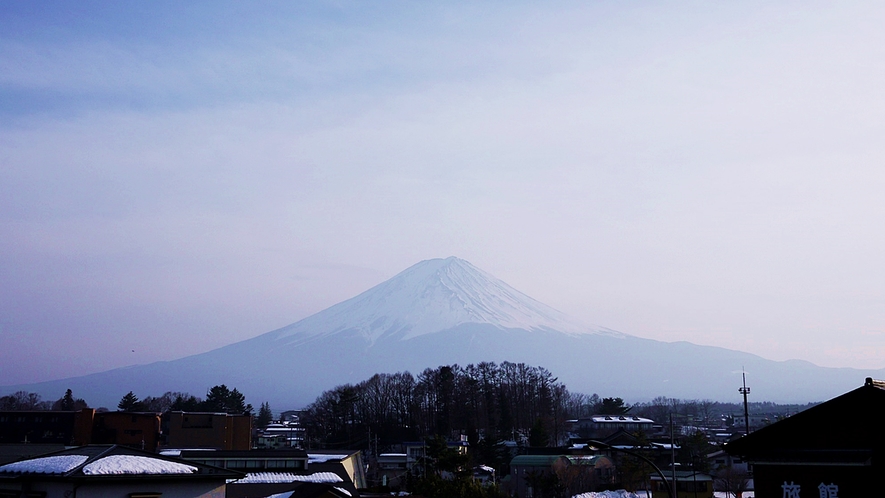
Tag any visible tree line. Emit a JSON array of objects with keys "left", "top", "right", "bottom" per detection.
[
  {"left": 302, "top": 361, "right": 820, "bottom": 451},
  {"left": 116, "top": 385, "right": 253, "bottom": 414},
  {"left": 0, "top": 385, "right": 258, "bottom": 416},
  {"left": 303, "top": 361, "right": 584, "bottom": 449},
  {"left": 0, "top": 389, "right": 88, "bottom": 411}
]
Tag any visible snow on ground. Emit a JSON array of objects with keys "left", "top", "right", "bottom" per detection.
[
  {"left": 0, "top": 455, "right": 88, "bottom": 474},
  {"left": 82, "top": 455, "right": 197, "bottom": 475}
]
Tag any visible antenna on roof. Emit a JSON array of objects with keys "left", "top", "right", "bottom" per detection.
[{"left": 739, "top": 368, "right": 751, "bottom": 435}]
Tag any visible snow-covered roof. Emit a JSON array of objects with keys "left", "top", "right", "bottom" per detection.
[
  {"left": 590, "top": 416, "right": 653, "bottom": 423},
  {"left": 651, "top": 443, "right": 680, "bottom": 450},
  {"left": 572, "top": 491, "right": 642, "bottom": 498},
  {"left": 0, "top": 445, "right": 239, "bottom": 481},
  {"left": 159, "top": 448, "right": 217, "bottom": 457},
  {"left": 233, "top": 472, "right": 343, "bottom": 484},
  {"left": 0, "top": 455, "right": 88, "bottom": 475},
  {"left": 293, "top": 472, "right": 344, "bottom": 483},
  {"left": 264, "top": 487, "right": 351, "bottom": 498},
  {"left": 82, "top": 455, "right": 197, "bottom": 475},
  {"left": 307, "top": 454, "right": 347, "bottom": 463},
  {"left": 234, "top": 472, "right": 301, "bottom": 483}
]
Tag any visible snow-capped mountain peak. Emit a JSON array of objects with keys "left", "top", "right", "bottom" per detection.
[{"left": 271, "top": 257, "right": 619, "bottom": 344}]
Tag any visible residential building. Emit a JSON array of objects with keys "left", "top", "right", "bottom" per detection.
[
  {"left": 82, "top": 410, "right": 162, "bottom": 451},
  {"left": 725, "top": 377, "right": 885, "bottom": 497},
  {"left": 508, "top": 454, "right": 613, "bottom": 498},
  {"left": 649, "top": 470, "right": 714, "bottom": 498},
  {"left": 0, "top": 409, "right": 161, "bottom": 451},
  {"left": 165, "top": 411, "right": 252, "bottom": 450},
  {"left": 308, "top": 450, "right": 367, "bottom": 491},
  {"left": 572, "top": 415, "right": 655, "bottom": 439},
  {"left": 174, "top": 449, "right": 364, "bottom": 497},
  {"left": 376, "top": 453, "right": 407, "bottom": 488},
  {"left": 0, "top": 411, "right": 79, "bottom": 445},
  {"left": 177, "top": 449, "right": 309, "bottom": 472},
  {"left": 0, "top": 444, "right": 242, "bottom": 498}
]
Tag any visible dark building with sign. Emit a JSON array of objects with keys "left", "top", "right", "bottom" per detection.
[{"left": 725, "top": 377, "right": 885, "bottom": 497}]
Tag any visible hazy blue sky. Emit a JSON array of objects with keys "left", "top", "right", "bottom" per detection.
[{"left": 4, "top": 1, "right": 885, "bottom": 386}]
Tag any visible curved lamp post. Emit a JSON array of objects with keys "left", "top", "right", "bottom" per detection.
[{"left": 587, "top": 439, "right": 674, "bottom": 498}]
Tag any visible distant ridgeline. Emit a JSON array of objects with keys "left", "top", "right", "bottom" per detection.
[{"left": 5, "top": 257, "right": 867, "bottom": 409}]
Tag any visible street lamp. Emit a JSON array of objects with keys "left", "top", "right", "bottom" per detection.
[{"left": 587, "top": 439, "right": 674, "bottom": 498}]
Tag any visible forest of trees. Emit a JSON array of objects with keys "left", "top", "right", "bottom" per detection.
[
  {"left": 303, "top": 362, "right": 573, "bottom": 450},
  {"left": 302, "top": 361, "right": 819, "bottom": 452}
]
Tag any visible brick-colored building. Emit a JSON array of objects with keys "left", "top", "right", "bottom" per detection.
[
  {"left": 1, "top": 409, "right": 161, "bottom": 451},
  {"left": 166, "top": 411, "right": 252, "bottom": 450},
  {"left": 79, "top": 410, "right": 162, "bottom": 451}
]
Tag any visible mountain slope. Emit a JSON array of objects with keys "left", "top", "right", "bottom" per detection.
[
  {"left": 268, "top": 257, "right": 620, "bottom": 344},
  {"left": 3, "top": 257, "right": 882, "bottom": 409}
]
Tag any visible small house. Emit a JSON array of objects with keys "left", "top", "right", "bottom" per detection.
[{"left": 0, "top": 444, "right": 242, "bottom": 498}]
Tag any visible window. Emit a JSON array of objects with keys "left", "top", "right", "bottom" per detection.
[{"left": 265, "top": 460, "right": 304, "bottom": 469}]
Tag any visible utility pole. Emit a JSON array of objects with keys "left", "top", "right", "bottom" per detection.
[
  {"left": 739, "top": 369, "right": 751, "bottom": 435},
  {"left": 670, "top": 413, "right": 676, "bottom": 493}
]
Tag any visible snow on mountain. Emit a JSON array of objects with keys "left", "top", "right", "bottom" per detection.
[
  {"left": 269, "top": 256, "right": 621, "bottom": 344},
  {"left": 4, "top": 256, "right": 884, "bottom": 409}
]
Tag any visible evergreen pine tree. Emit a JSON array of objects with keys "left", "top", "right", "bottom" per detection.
[
  {"left": 118, "top": 391, "right": 143, "bottom": 411},
  {"left": 61, "top": 389, "right": 75, "bottom": 411},
  {"left": 257, "top": 402, "right": 273, "bottom": 429},
  {"left": 528, "top": 418, "right": 549, "bottom": 447}
]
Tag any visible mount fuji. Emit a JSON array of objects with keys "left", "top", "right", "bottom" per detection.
[{"left": 5, "top": 257, "right": 882, "bottom": 409}]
